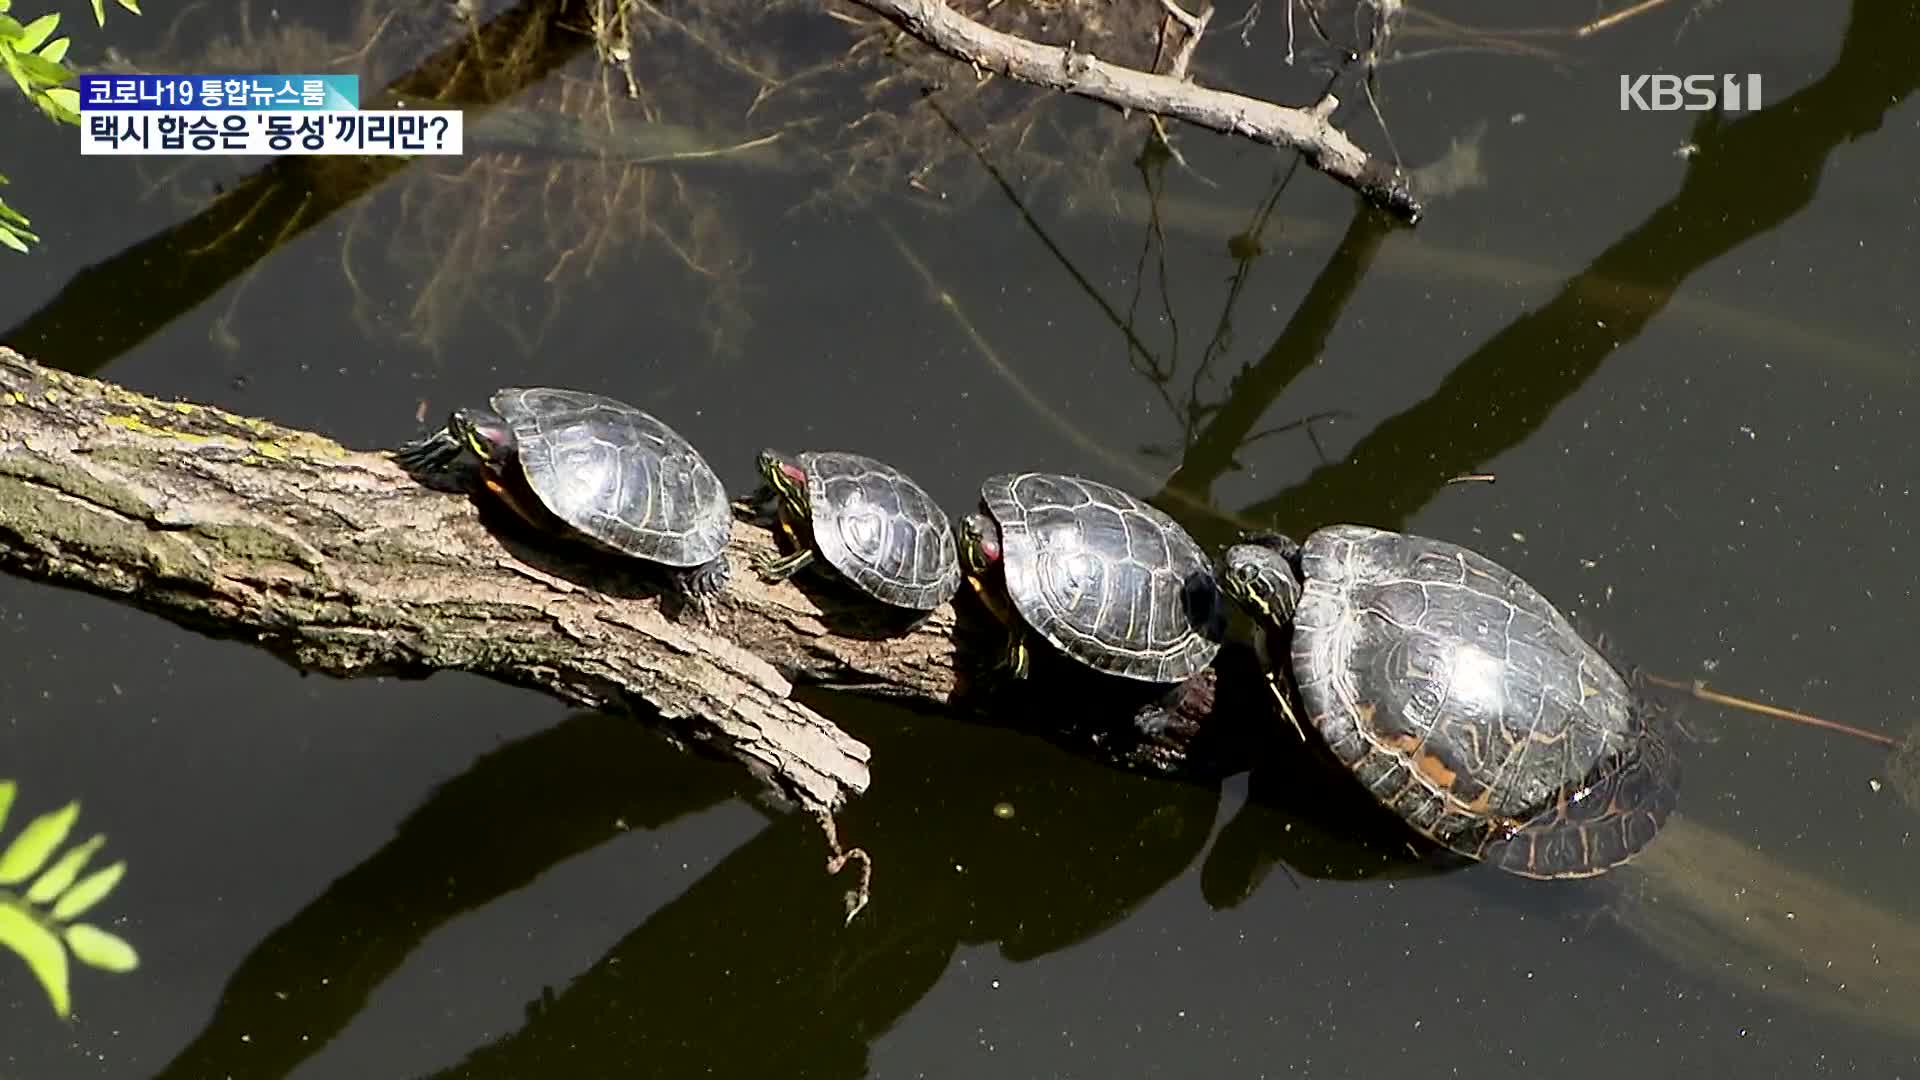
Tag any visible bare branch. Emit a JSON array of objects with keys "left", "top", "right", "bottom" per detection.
[{"left": 839, "top": 0, "right": 1422, "bottom": 222}]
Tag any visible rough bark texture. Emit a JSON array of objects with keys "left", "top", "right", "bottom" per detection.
[
  {"left": 843, "top": 0, "right": 1422, "bottom": 222},
  {"left": 0, "top": 348, "right": 907, "bottom": 814}
]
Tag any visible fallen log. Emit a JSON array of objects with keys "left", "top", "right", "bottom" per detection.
[
  {"left": 0, "top": 347, "right": 1240, "bottom": 822},
  {"left": 0, "top": 347, "right": 887, "bottom": 815}
]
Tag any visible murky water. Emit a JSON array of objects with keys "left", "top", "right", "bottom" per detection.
[{"left": 3, "top": 0, "right": 1917, "bottom": 1076}]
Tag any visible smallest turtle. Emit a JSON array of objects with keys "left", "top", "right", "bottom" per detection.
[{"left": 754, "top": 449, "right": 962, "bottom": 612}]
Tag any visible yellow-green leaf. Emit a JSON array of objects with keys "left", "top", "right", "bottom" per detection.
[
  {"left": 26, "top": 834, "right": 103, "bottom": 905},
  {"left": 0, "top": 224, "right": 30, "bottom": 253},
  {"left": 35, "top": 87, "right": 77, "bottom": 125},
  {"left": 2, "top": 52, "right": 32, "bottom": 101},
  {"left": 15, "top": 12, "right": 53, "bottom": 51},
  {"left": 14, "top": 49, "right": 69, "bottom": 87},
  {"left": 90, "top": 0, "right": 103, "bottom": 28},
  {"left": 116, "top": 0, "right": 141, "bottom": 14},
  {"left": 0, "top": 781, "right": 14, "bottom": 834},
  {"left": 0, "top": 14, "right": 23, "bottom": 36},
  {"left": 64, "top": 923, "right": 137, "bottom": 973},
  {"left": 0, "top": 801, "right": 79, "bottom": 886},
  {"left": 0, "top": 901, "right": 70, "bottom": 1016},
  {"left": 51, "top": 860, "right": 123, "bottom": 921},
  {"left": 38, "top": 35, "right": 67, "bottom": 63}
]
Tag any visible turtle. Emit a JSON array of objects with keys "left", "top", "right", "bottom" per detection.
[
  {"left": 753, "top": 450, "right": 963, "bottom": 611},
  {"left": 393, "top": 387, "right": 733, "bottom": 618},
  {"left": 957, "top": 472, "right": 1226, "bottom": 683},
  {"left": 1217, "top": 524, "right": 1679, "bottom": 880}
]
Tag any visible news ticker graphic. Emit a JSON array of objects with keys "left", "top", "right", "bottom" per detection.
[
  {"left": 77, "top": 74, "right": 361, "bottom": 111},
  {"left": 75, "top": 74, "right": 462, "bottom": 156},
  {"left": 80, "top": 112, "right": 463, "bottom": 156}
]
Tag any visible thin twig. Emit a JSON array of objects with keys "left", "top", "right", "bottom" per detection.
[
  {"left": 841, "top": 0, "right": 1420, "bottom": 222},
  {"left": 1578, "top": 0, "right": 1676, "bottom": 38},
  {"left": 1642, "top": 674, "right": 1898, "bottom": 748}
]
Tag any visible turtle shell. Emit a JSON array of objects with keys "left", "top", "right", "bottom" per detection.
[
  {"left": 494, "top": 387, "right": 731, "bottom": 568},
  {"left": 797, "top": 450, "right": 961, "bottom": 610},
  {"left": 1288, "top": 523, "right": 1676, "bottom": 879},
  {"left": 981, "top": 472, "right": 1225, "bottom": 683}
]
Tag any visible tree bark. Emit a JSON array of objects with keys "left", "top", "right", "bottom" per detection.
[{"left": 0, "top": 347, "right": 903, "bottom": 815}]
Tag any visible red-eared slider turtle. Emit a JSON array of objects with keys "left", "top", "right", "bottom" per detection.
[
  {"left": 754, "top": 450, "right": 962, "bottom": 611},
  {"left": 395, "top": 387, "right": 732, "bottom": 617},
  {"left": 1218, "top": 525, "right": 1678, "bottom": 880},
  {"left": 958, "top": 472, "right": 1226, "bottom": 682}
]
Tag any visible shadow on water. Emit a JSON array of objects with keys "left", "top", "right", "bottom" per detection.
[
  {"left": 155, "top": 686, "right": 1446, "bottom": 1080},
  {"left": 1226, "top": 0, "right": 1920, "bottom": 533},
  {"left": 154, "top": 709, "right": 759, "bottom": 1080}
]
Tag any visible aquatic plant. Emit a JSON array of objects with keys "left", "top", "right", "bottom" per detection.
[
  {"left": 0, "top": 0, "right": 145, "bottom": 252},
  {"left": 0, "top": 780, "right": 139, "bottom": 1017}
]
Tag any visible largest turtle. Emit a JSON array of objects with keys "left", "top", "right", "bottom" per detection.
[
  {"left": 1218, "top": 524, "right": 1678, "bottom": 880},
  {"left": 394, "top": 387, "right": 733, "bottom": 619}
]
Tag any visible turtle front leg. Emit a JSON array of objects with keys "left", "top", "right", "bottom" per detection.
[
  {"left": 1252, "top": 625, "right": 1307, "bottom": 740},
  {"left": 1002, "top": 626, "right": 1031, "bottom": 680},
  {"left": 1268, "top": 678, "right": 1308, "bottom": 741},
  {"left": 671, "top": 555, "right": 730, "bottom": 628},
  {"left": 755, "top": 548, "right": 815, "bottom": 582},
  {"left": 965, "top": 573, "right": 1031, "bottom": 680},
  {"left": 754, "top": 507, "right": 817, "bottom": 583}
]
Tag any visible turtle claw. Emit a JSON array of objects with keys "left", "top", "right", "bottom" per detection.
[
  {"left": 392, "top": 427, "right": 465, "bottom": 474},
  {"left": 753, "top": 548, "right": 813, "bottom": 584},
  {"left": 993, "top": 634, "right": 1030, "bottom": 680}
]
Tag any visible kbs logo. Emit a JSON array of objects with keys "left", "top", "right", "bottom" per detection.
[{"left": 1619, "top": 74, "right": 1763, "bottom": 112}]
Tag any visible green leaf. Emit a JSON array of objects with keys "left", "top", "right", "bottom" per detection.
[
  {"left": 0, "top": 781, "right": 14, "bottom": 834},
  {"left": 0, "top": 801, "right": 79, "bottom": 886},
  {"left": 90, "top": 0, "right": 103, "bottom": 27},
  {"left": 64, "top": 923, "right": 138, "bottom": 973},
  {"left": 25, "top": 834, "right": 103, "bottom": 905},
  {"left": 14, "top": 49, "right": 70, "bottom": 87},
  {"left": 1, "top": 50, "right": 33, "bottom": 101},
  {"left": 40, "top": 88, "right": 79, "bottom": 125},
  {"left": 51, "top": 860, "right": 123, "bottom": 921},
  {"left": 0, "top": 901, "right": 70, "bottom": 1016},
  {"left": 0, "top": 14, "right": 23, "bottom": 37},
  {"left": 116, "top": 0, "right": 140, "bottom": 14},
  {"left": 14, "top": 11, "right": 53, "bottom": 51},
  {"left": 0, "top": 223, "right": 31, "bottom": 253},
  {"left": 39, "top": 35, "right": 67, "bottom": 63}
]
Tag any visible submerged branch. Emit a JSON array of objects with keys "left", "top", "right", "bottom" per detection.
[{"left": 839, "top": 0, "right": 1422, "bottom": 222}]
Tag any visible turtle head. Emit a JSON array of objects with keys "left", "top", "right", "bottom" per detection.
[
  {"left": 1219, "top": 540, "right": 1303, "bottom": 628},
  {"left": 958, "top": 512, "right": 1003, "bottom": 577},
  {"left": 448, "top": 408, "right": 517, "bottom": 470},
  {"left": 756, "top": 449, "right": 810, "bottom": 515}
]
